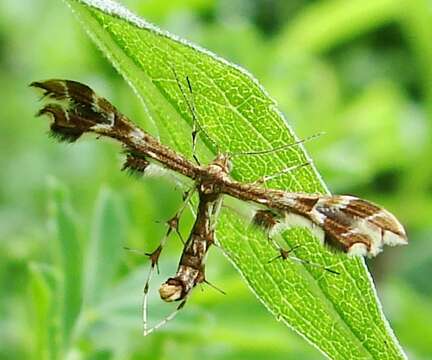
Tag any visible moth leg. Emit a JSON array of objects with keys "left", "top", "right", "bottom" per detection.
[
  {"left": 264, "top": 240, "right": 340, "bottom": 274},
  {"left": 267, "top": 245, "right": 301, "bottom": 263},
  {"left": 142, "top": 188, "right": 195, "bottom": 335},
  {"left": 143, "top": 299, "right": 187, "bottom": 336}
]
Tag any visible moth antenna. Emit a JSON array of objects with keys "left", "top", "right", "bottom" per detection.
[
  {"left": 170, "top": 66, "right": 219, "bottom": 160},
  {"left": 254, "top": 161, "right": 311, "bottom": 185},
  {"left": 185, "top": 75, "right": 200, "bottom": 164},
  {"left": 230, "top": 132, "right": 325, "bottom": 157}
]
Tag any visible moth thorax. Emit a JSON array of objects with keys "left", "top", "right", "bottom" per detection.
[
  {"left": 159, "top": 278, "right": 184, "bottom": 302},
  {"left": 208, "top": 153, "right": 232, "bottom": 176},
  {"left": 200, "top": 181, "right": 222, "bottom": 196}
]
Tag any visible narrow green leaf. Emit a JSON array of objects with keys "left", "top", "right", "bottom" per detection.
[
  {"left": 50, "top": 181, "right": 83, "bottom": 352},
  {"left": 28, "top": 263, "right": 56, "bottom": 360},
  {"left": 62, "top": 1, "right": 406, "bottom": 358},
  {"left": 275, "top": 0, "right": 404, "bottom": 55},
  {"left": 84, "top": 187, "right": 125, "bottom": 306}
]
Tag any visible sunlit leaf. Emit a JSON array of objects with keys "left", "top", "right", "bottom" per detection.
[{"left": 61, "top": 0, "right": 406, "bottom": 358}]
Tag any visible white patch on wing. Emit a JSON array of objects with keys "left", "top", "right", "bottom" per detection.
[
  {"left": 281, "top": 194, "right": 407, "bottom": 255},
  {"left": 91, "top": 92, "right": 99, "bottom": 113},
  {"left": 383, "top": 230, "right": 408, "bottom": 246},
  {"left": 317, "top": 195, "right": 357, "bottom": 210},
  {"left": 348, "top": 217, "right": 383, "bottom": 257},
  {"left": 280, "top": 193, "right": 298, "bottom": 207},
  {"left": 106, "top": 111, "right": 115, "bottom": 126},
  {"left": 348, "top": 243, "right": 369, "bottom": 257},
  {"left": 369, "top": 210, "right": 407, "bottom": 244},
  {"left": 369, "top": 244, "right": 384, "bottom": 257},
  {"left": 365, "top": 212, "right": 381, "bottom": 221},
  {"left": 284, "top": 212, "right": 325, "bottom": 244},
  {"left": 308, "top": 208, "right": 326, "bottom": 226},
  {"left": 130, "top": 128, "right": 144, "bottom": 140},
  {"left": 61, "top": 81, "right": 69, "bottom": 101},
  {"left": 362, "top": 209, "right": 407, "bottom": 248},
  {"left": 91, "top": 123, "right": 113, "bottom": 132}
]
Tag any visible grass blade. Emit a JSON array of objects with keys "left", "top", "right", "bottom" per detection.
[
  {"left": 50, "top": 181, "right": 83, "bottom": 353},
  {"left": 84, "top": 187, "right": 125, "bottom": 306}
]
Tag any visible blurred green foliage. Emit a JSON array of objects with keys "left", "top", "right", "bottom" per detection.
[{"left": 1, "top": 0, "right": 431, "bottom": 359}]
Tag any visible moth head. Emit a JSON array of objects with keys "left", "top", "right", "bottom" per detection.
[
  {"left": 210, "top": 153, "right": 232, "bottom": 175},
  {"left": 159, "top": 278, "right": 185, "bottom": 302}
]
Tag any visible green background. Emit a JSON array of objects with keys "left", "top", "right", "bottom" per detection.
[{"left": 1, "top": 0, "right": 431, "bottom": 359}]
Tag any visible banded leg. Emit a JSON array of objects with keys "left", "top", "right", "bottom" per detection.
[
  {"left": 142, "top": 188, "right": 196, "bottom": 335},
  {"left": 268, "top": 246, "right": 340, "bottom": 275},
  {"left": 144, "top": 299, "right": 187, "bottom": 336}
]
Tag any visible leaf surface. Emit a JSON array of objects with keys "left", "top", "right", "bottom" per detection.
[{"left": 62, "top": 1, "right": 406, "bottom": 358}]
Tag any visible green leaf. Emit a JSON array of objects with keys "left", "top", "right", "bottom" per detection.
[
  {"left": 62, "top": 1, "right": 406, "bottom": 358},
  {"left": 50, "top": 181, "right": 83, "bottom": 353},
  {"left": 275, "top": 0, "right": 404, "bottom": 55},
  {"left": 28, "top": 263, "right": 58, "bottom": 360},
  {"left": 84, "top": 187, "right": 125, "bottom": 306}
]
